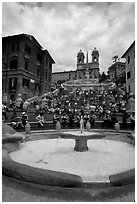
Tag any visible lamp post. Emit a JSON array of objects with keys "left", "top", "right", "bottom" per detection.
[
  {"left": 3, "top": 92, "right": 8, "bottom": 105},
  {"left": 2, "top": 61, "right": 8, "bottom": 93},
  {"left": 2, "top": 62, "right": 8, "bottom": 104},
  {"left": 16, "top": 93, "right": 22, "bottom": 109}
]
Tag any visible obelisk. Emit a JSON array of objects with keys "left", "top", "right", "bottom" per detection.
[{"left": 85, "top": 51, "right": 89, "bottom": 79}]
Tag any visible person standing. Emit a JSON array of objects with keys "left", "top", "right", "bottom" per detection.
[
  {"left": 110, "top": 111, "right": 118, "bottom": 128},
  {"left": 122, "top": 110, "right": 128, "bottom": 128},
  {"left": 84, "top": 112, "right": 90, "bottom": 128},
  {"left": 99, "top": 105, "right": 103, "bottom": 119},
  {"left": 90, "top": 111, "right": 96, "bottom": 128},
  {"left": 21, "top": 112, "right": 28, "bottom": 128},
  {"left": 2, "top": 103, "right": 8, "bottom": 121},
  {"left": 130, "top": 112, "right": 135, "bottom": 130},
  {"left": 36, "top": 114, "right": 44, "bottom": 127}
]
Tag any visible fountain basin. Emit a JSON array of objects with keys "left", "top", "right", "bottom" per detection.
[
  {"left": 60, "top": 130, "right": 106, "bottom": 152},
  {"left": 8, "top": 137, "right": 134, "bottom": 183},
  {"left": 2, "top": 127, "right": 135, "bottom": 189}
]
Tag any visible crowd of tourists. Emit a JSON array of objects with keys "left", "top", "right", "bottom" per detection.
[{"left": 2, "top": 86, "right": 135, "bottom": 130}]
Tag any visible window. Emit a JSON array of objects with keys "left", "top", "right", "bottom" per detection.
[
  {"left": 25, "top": 61, "right": 28, "bottom": 71},
  {"left": 25, "top": 44, "right": 31, "bottom": 55},
  {"left": 45, "top": 69, "right": 48, "bottom": 79},
  {"left": 49, "top": 72, "right": 51, "bottom": 81},
  {"left": 25, "top": 44, "right": 27, "bottom": 52},
  {"left": 9, "top": 78, "right": 17, "bottom": 90},
  {"left": 37, "top": 68, "right": 40, "bottom": 76},
  {"left": 46, "top": 57, "right": 49, "bottom": 65},
  {"left": 128, "top": 85, "right": 131, "bottom": 93},
  {"left": 49, "top": 62, "right": 52, "bottom": 69},
  {"left": 128, "top": 56, "right": 130, "bottom": 64},
  {"left": 10, "top": 42, "right": 20, "bottom": 52},
  {"left": 23, "top": 78, "right": 29, "bottom": 88},
  {"left": 79, "top": 59, "right": 82, "bottom": 63},
  {"left": 93, "top": 57, "right": 97, "bottom": 61},
  {"left": 47, "top": 59, "right": 49, "bottom": 66},
  {"left": 127, "top": 71, "right": 131, "bottom": 79},
  {"left": 37, "top": 53, "right": 42, "bottom": 62},
  {"left": 35, "top": 83, "right": 40, "bottom": 91},
  {"left": 17, "top": 42, "right": 20, "bottom": 51},
  {"left": 10, "top": 58, "right": 18, "bottom": 70},
  {"left": 2, "top": 78, "right": 4, "bottom": 88},
  {"left": 2, "top": 44, "right": 6, "bottom": 53},
  {"left": 11, "top": 43, "right": 15, "bottom": 51}
]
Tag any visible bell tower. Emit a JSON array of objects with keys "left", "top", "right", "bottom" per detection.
[
  {"left": 92, "top": 47, "right": 99, "bottom": 62},
  {"left": 77, "top": 49, "right": 85, "bottom": 64},
  {"left": 91, "top": 47, "right": 100, "bottom": 83},
  {"left": 76, "top": 49, "right": 85, "bottom": 79}
]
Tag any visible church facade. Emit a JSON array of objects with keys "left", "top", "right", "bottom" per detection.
[
  {"left": 52, "top": 47, "right": 100, "bottom": 85},
  {"left": 76, "top": 48, "right": 99, "bottom": 83}
]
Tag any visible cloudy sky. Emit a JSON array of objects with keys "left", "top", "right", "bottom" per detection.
[{"left": 2, "top": 1, "right": 135, "bottom": 74}]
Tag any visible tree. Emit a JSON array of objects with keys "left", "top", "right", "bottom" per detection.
[
  {"left": 99, "top": 72, "right": 107, "bottom": 83},
  {"left": 112, "top": 55, "right": 120, "bottom": 63},
  {"left": 112, "top": 55, "right": 120, "bottom": 78},
  {"left": 114, "top": 71, "right": 126, "bottom": 86}
]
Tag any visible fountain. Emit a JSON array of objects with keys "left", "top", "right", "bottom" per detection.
[
  {"left": 60, "top": 117, "right": 106, "bottom": 152},
  {"left": 2, "top": 122, "right": 135, "bottom": 201}
]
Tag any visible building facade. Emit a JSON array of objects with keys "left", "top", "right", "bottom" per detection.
[
  {"left": 2, "top": 34, "right": 55, "bottom": 101},
  {"left": 108, "top": 61, "right": 126, "bottom": 81},
  {"left": 52, "top": 70, "right": 76, "bottom": 85},
  {"left": 52, "top": 47, "right": 100, "bottom": 85},
  {"left": 76, "top": 48, "right": 99, "bottom": 83},
  {"left": 121, "top": 41, "right": 135, "bottom": 94}
]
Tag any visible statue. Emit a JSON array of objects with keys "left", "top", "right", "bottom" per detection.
[{"left": 126, "top": 93, "right": 135, "bottom": 114}]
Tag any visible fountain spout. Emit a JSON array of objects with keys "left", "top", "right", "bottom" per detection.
[{"left": 80, "top": 117, "right": 84, "bottom": 134}]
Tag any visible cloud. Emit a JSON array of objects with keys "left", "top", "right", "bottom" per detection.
[{"left": 2, "top": 2, "right": 135, "bottom": 74}]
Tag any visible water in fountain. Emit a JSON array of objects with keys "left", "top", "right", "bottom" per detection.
[
  {"left": 54, "top": 136, "right": 60, "bottom": 150},
  {"left": 2, "top": 118, "right": 135, "bottom": 202},
  {"left": 3, "top": 122, "right": 134, "bottom": 187},
  {"left": 9, "top": 136, "right": 135, "bottom": 183},
  {"left": 80, "top": 116, "right": 84, "bottom": 134}
]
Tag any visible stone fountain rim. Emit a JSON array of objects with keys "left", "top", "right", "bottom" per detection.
[
  {"left": 2, "top": 130, "right": 135, "bottom": 189},
  {"left": 59, "top": 129, "right": 106, "bottom": 139}
]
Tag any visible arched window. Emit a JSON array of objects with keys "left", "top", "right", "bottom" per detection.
[
  {"left": 79, "top": 59, "right": 82, "bottom": 63},
  {"left": 93, "top": 57, "right": 97, "bottom": 62}
]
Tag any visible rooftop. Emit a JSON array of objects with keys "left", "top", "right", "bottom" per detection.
[
  {"left": 2, "top": 33, "right": 43, "bottom": 49},
  {"left": 121, "top": 41, "right": 135, "bottom": 58}
]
